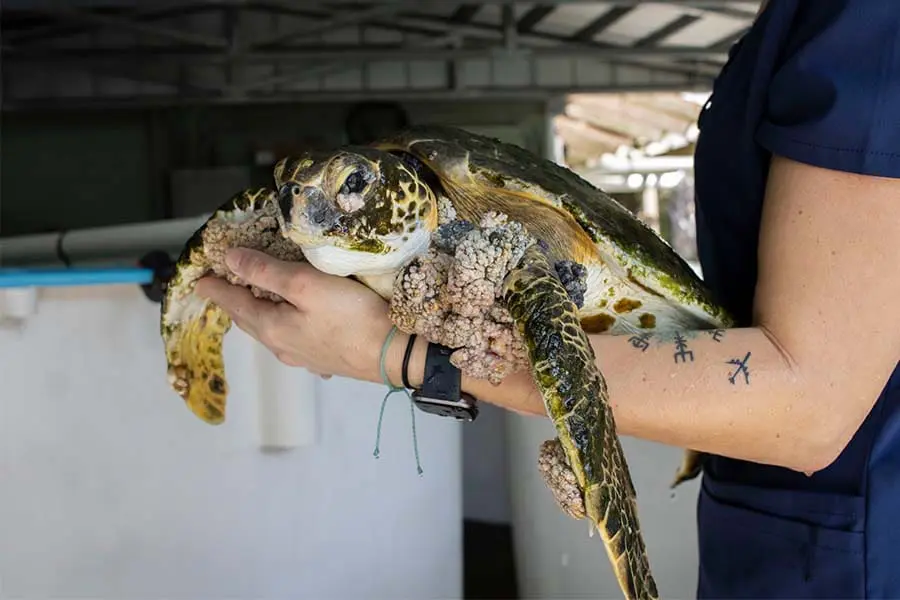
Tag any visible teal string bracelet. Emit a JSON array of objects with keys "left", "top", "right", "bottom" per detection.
[{"left": 373, "top": 325, "right": 423, "bottom": 475}]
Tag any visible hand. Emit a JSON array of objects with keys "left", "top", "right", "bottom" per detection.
[{"left": 194, "top": 248, "right": 398, "bottom": 384}]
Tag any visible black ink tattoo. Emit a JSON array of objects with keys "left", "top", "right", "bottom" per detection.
[
  {"left": 708, "top": 329, "right": 725, "bottom": 342},
  {"left": 673, "top": 333, "right": 694, "bottom": 363},
  {"left": 628, "top": 332, "right": 653, "bottom": 352},
  {"left": 727, "top": 352, "right": 751, "bottom": 384}
]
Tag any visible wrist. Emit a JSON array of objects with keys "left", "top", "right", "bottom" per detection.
[
  {"left": 402, "top": 334, "right": 428, "bottom": 388},
  {"left": 382, "top": 329, "right": 427, "bottom": 389},
  {"left": 386, "top": 331, "right": 469, "bottom": 398},
  {"left": 385, "top": 331, "right": 544, "bottom": 417}
]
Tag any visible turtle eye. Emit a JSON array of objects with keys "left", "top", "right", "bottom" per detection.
[{"left": 340, "top": 170, "right": 366, "bottom": 196}]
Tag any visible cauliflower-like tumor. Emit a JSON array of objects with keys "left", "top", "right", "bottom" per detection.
[
  {"left": 390, "top": 211, "right": 535, "bottom": 384},
  {"left": 198, "top": 198, "right": 306, "bottom": 303}
]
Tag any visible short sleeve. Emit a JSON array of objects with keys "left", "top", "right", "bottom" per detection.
[{"left": 755, "top": 0, "right": 900, "bottom": 178}]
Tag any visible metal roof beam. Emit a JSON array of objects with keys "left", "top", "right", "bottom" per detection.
[
  {"left": 682, "top": 3, "right": 758, "bottom": 19},
  {"left": 516, "top": 5, "right": 556, "bottom": 33},
  {"left": 376, "top": 14, "right": 724, "bottom": 78},
  {"left": 3, "top": 45, "right": 730, "bottom": 64},
  {"left": 22, "top": 5, "right": 228, "bottom": 49},
  {"left": 224, "top": 2, "right": 738, "bottom": 78},
  {"left": 1, "top": 81, "right": 711, "bottom": 112},
  {"left": 633, "top": 14, "right": 701, "bottom": 47},
  {"left": 708, "top": 25, "right": 749, "bottom": 49},
  {"left": 227, "top": 27, "right": 462, "bottom": 93},
  {"left": 502, "top": 3, "right": 516, "bottom": 50},
  {"left": 571, "top": 6, "right": 633, "bottom": 42},
  {"left": 5, "top": 2, "right": 210, "bottom": 46},
  {"left": 236, "top": 1, "right": 415, "bottom": 51},
  {"left": 450, "top": 4, "right": 482, "bottom": 23},
  {"left": 8, "top": 60, "right": 221, "bottom": 97}
]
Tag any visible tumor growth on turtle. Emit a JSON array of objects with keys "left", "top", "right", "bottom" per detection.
[
  {"left": 390, "top": 209, "right": 534, "bottom": 383},
  {"left": 162, "top": 125, "right": 736, "bottom": 600}
]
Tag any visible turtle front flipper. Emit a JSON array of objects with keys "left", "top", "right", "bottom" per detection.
[
  {"left": 160, "top": 188, "right": 306, "bottom": 424},
  {"left": 163, "top": 296, "right": 232, "bottom": 424},
  {"left": 502, "top": 244, "right": 658, "bottom": 600}
]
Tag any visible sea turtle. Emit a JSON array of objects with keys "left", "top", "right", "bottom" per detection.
[{"left": 160, "top": 125, "right": 734, "bottom": 600}]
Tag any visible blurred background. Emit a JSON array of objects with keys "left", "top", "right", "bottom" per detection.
[{"left": 0, "top": 1, "right": 758, "bottom": 598}]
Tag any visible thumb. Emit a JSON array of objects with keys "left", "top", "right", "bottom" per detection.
[{"left": 225, "top": 247, "right": 310, "bottom": 302}]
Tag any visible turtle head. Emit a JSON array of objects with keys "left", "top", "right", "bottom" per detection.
[{"left": 273, "top": 148, "right": 438, "bottom": 277}]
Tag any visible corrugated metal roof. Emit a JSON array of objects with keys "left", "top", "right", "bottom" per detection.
[{"left": 1, "top": 1, "right": 759, "bottom": 108}]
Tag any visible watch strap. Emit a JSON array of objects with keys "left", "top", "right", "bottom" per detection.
[
  {"left": 411, "top": 342, "right": 479, "bottom": 421},
  {"left": 419, "top": 343, "right": 462, "bottom": 401}
]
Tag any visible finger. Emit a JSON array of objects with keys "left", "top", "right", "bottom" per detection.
[
  {"left": 194, "top": 276, "right": 235, "bottom": 305},
  {"left": 194, "top": 276, "right": 270, "bottom": 338},
  {"left": 225, "top": 248, "right": 313, "bottom": 303}
]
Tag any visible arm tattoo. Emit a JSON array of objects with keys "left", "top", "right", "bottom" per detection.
[
  {"left": 707, "top": 329, "right": 725, "bottom": 342},
  {"left": 627, "top": 332, "right": 654, "bottom": 352},
  {"left": 727, "top": 352, "right": 752, "bottom": 384},
  {"left": 673, "top": 333, "right": 694, "bottom": 363}
]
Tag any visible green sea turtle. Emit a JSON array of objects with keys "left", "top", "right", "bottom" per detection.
[{"left": 160, "top": 125, "right": 734, "bottom": 600}]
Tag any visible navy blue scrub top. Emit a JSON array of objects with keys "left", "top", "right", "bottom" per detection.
[{"left": 692, "top": 0, "right": 900, "bottom": 597}]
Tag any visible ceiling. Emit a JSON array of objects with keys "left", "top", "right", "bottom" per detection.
[{"left": 1, "top": 1, "right": 760, "bottom": 110}]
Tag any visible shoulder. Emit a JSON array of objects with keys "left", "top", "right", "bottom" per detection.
[{"left": 755, "top": 0, "right": 900, "bottom": 178}]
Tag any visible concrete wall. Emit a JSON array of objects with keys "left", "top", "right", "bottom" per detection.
[{"left": 0, "top": 285, "right": 462, "bottom": 599}]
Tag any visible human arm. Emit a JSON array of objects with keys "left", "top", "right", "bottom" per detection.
[
  {"left": 455, "top": 155, "right": 900, "bottom": 474},
  {"left": 470, "top": 0, "right": 900, "bottom": 473},
  {"left": 196, "top": 156, "right": 900, "bottom": 476}
]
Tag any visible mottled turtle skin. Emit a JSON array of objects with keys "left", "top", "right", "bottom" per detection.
[{"left": 161, "top": 125, "right": 734, "bottom": 600}]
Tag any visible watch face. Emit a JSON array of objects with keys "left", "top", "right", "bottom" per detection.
[{"left": 413, "top": 396, "right": 479, "bottom": 421}]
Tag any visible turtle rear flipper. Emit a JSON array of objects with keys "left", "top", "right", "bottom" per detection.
[
  {"left": 161, "top": 188, "right": 306, "bottom": 425},
  {"left": 503, "top": 244, "right": 658, "bottom": 600},
  {"left": 671, "top": 448, "right": 704, "bottom": 488}
]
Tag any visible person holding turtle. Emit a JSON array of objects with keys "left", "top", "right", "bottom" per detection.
[{"left": 188, "top": 0, "right": 899, "bottom": 596}]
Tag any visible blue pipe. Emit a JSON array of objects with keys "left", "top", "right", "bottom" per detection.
[{"left": 0, "top": 267, "right": 155, "bottom": 288}]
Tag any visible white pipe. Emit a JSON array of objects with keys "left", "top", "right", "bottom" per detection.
[
  {"left": 255, "top": 342, "right": 318, "bottom": 451},
  {"left": 0, "top": 287, "right": 38, "bottom": 320},
  {"left": 641, "top": 182, "right": 661, "bottom": 233},
  {"left": 586, "top": 154, "right": 695, "bottom": 174},
  {"left": 0, "top": 215, "right": 209, "bottom": 267}
]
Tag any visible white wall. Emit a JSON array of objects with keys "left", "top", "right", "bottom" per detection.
[
  {"left": 507, "top": 413, "right": 701, "bottom": 599},
  {"left": 0, "top": 285, "right": 462, "bottom": 600},
  {"left": 461, "top": 403, "right": 512, "bottom": 524}
]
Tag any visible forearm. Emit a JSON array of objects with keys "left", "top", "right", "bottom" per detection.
[
  {"left": 389, "top": 326, "right": 842, "bottom": 474},
  {"left": 583, "top": 328, "right": 824, "bottom": 471}
]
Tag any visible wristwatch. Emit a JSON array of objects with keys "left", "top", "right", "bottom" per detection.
[{"left": 403, "top": 336, "right": 479, "bottom": 422}]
